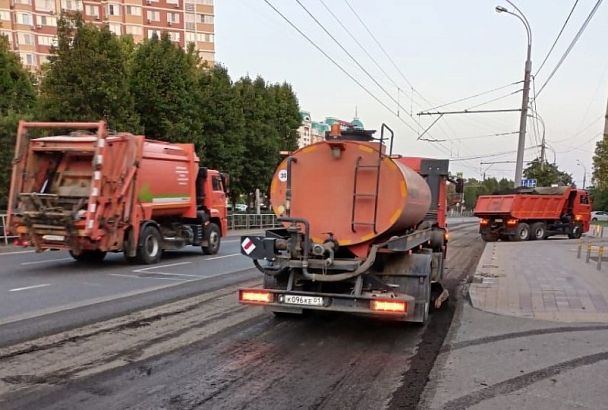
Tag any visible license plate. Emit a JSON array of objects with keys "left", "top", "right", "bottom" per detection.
[
  {"left": 282, "top": 295, "right": 324, "bottom": 306},
  {"left": 494, "top": 219, "right": 503, "bottom": 223},
  {"left": 42, "top": 235, "right": 65, "bottom": 241}
]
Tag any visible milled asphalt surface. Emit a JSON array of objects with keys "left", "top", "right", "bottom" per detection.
[{"left": 0, "top": 221, "right": 484, "bottom": 410}]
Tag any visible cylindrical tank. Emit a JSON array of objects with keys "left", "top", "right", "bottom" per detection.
[{"left": 270, "top": 140, "right": 431, "bottom": 247}]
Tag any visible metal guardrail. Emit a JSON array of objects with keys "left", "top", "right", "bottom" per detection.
[
  {"left": 228, "top": 213, "right": 281, "bottom": 230},
  {"left": 0, "top": 213, "right": 282, "bottom": 245},
  {"left": 0, "top": 214, "right": 16, "bottom": 246}
]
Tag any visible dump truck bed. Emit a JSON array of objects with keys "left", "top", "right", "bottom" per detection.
[{"left": 474, "top": 194, "right": 568, "bottom": 220}]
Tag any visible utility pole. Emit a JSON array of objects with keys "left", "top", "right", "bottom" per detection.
[
  {"left": 496, "top": 2, "right": 532, "bottom": 188},
  {"left": 514, "top": 33, "right": 532, "bottom": 187}
]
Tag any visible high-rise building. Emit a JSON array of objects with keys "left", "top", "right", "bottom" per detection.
[{"left": 0, "top": 0, "right": 214, "bottom": 70}]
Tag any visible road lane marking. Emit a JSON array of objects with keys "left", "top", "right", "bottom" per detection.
[
  {"left": 133, "top": 261, "right": 192, "bottom": 273},
  {"left": 9, "top": 284, "right": 51, "bottom": 292},
  {"left": 110, "top": 273, "right": 188, "bottom": 281},
  {"left": 21, "top": 257, "right": 72, "bottom": 266},
  {"left": 204, "top": 253, "right": 240, "bottom": 261},
  {"left": 0, "top": 267, "right": 259, "bottom": 326},
  {"left": 0, "top": 250, "right": 36, "bottom": 256},
  {"left": 141, "top": 272, "right": 199, "bottom": 278}
]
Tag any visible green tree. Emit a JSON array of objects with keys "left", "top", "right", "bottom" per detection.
[
  {"left": 269, "top": 82, "right": 301, "bottom": 151},
  {"left": 0, "top": 36, "right": 36, "bottom": 116},
  {"left": 592, "top": 136, "right": 608, "bottom": 191},
  {"left": 195, "top": 65, "right": 246, "bottom": 201},
  {"left": 523, "top": 157, "right": 573, "bottom": 187},
  {"left": 129, "top": 32, "right": 199, "bottom": 143},
  {"left": 0, "top": 35, "right": 36, "bottom": 209},
  {"left": 38, "top": 13, "right": 140, "bottom": 131}
]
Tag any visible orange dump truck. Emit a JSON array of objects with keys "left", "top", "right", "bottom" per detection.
[
  {"left": 237, "top": 124, "right": 463, "bottom": 324},
  {"left": 473, "top": 187, "right": 591, "bottom": 242},
  {"left": 7, "top": 121, "right": 227, "bottom": 264}
]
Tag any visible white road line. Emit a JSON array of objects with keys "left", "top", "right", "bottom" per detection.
[
  {"left": 110, "top": 273, "right": 187, "bottom": 282},
  {"left": 133, "top": 261, "right": 192, "bottom": 273},
  {"left": 204, "top": 253, "right": 241, "bottom": 261},
  {"left": 110, "top": 273, "right": 141, "bottom": 279},
  {"left": 140, "top": 272, "right": 200, "bottom": 278},
  {"left": 21, "top": 257, "right": 72, "bottom": 266},
  {"left": 9, "top": 283, "right": 51, "bottom": 292},
  {"left": 0, "top": 250, "right": 36, "bottom": 256}
]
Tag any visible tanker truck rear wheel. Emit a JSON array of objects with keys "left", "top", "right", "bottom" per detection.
[
  {"left": 69, "top": 250, "right": 107, "bottom": 263},
  {"left": 202, "top": 223, "right": 221, "bottom": 255},
  {"left": 515, "top": 223, "right": 530, "bottom": 241},
  {"left": 137, "top": 226, "right": 162, "bottom": 264}
]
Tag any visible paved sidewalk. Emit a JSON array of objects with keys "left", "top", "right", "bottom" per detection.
[
  {"left": 469, "top": 236, "right": 608, "bottom": 322},
  {"left": 419, "top": 301, "right": 608, "bottom": 409}
]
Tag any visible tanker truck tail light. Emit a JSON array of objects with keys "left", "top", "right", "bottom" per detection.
[
  {"left": 506, "top": 219, "right": 518, "bottom": 226},
  {"left": 371, "top": 299, "right": 407, "bottom": 314},
  {"left": 480, "top": 218, "right": 489, "bottom": 225},
  {"left": 240, "top": 289, "right": 273, "bottom": 304}
]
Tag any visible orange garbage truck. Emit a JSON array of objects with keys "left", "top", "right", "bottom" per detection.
[
  {"left": 473, "top": 187, "right": 591, "bottom": 242},
  {"left": 7, "top": 121, "right": 228, "bottom": 264},
  {"left": 237, "top": 124, "right": 463, "bottom": 324}
]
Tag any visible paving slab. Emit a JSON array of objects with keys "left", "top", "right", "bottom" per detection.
[{"left": 469, "top": 236, "right": 608, "bottom": 323}]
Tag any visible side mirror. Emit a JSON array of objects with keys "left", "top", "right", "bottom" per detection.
[
  {"left": 455, "top": 178, "right": 464, "bottom": 194},
  {"left": 221, "top": 173, "right": 230, "bottom": 194}
]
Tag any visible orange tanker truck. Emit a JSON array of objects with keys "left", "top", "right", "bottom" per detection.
[
  {"left": 473, "top": 187, "right": 591, "bottom": 242},
  {"left": 7, "top": 121, "right": 227, "bottom": 264},
  {"left": 238, "top": 124, "right": 463, "bottom": 324}
]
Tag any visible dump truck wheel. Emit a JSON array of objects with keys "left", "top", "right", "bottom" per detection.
[
  {"left": 530, "top": 222, "right": 546, "bottom": 240},
  {"left": 568, "top": 224, "right": 582, "bottom": 239},
  {"left": 515, "top": 223, "right": 530, "bottom": 241},
  {"left": 481, "top": 233, "right": 499, "bottom": 242},
  {"left": 137, "top": 225, "right": 162, "bottom": 264},
  {"left": 70, "top": 250, "right": 106, "bottom": 263},
  {"left": 202, "top": 223, "right": 221, "bottom": 255}
]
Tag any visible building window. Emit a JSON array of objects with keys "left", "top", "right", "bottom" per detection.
[
  {"left": 168, "top": 31, "right": 180, "bottom": 42},
  {"left": 108, "top": 23, "right": 121, "bottom": 35},
  {"left": 86, "top": 5, "right": 99, "bottom": 17},
  {"left": 37, "top": 0, "right": 55, "bottom": 12},
  {"left": 106, "top": 4, "right": 120, "bottom": 16},
  {"left": 126, "top": 25, "right": 143, "bottom": 35},
  {"left": 196, "top": 32, "right": 213, "bottom": 43},
  {"left": 196, "top": 0, "right": 213, "bottom": 4},
  {"left": 39, "top": 15, "right": 57, "bottom": 26},
  {"left": 17, "top": 32, "right": 34, "bottom": 45},
  {"left": 147, "top": 29, "right": 161, "bottom": 39},
  {"left": 185, "top": 32, "right": 195, "bottom": 43},
  {"left": 37, "top": 35, "right": 57, "bottom": 46},
  {"left": 17, "top": 12, "right": 33, "bottom": 25},
  {"left": 0, "top": 11, "right": 10, "bottom": 21},
  {"left": 185, "top": 3, "right": 194, "bottom": 12},
  {"left": 21, "top": 53, "right": 36, "bottom": 66},
  {"left": 197, "top": 14, "right": 213, "bottom": 24},
  {"left": 0, "top": 31, "right": 11, "bottom": 43},
  {"left": 39, "top": 55, "right": 49, "bottom": 65},
  {"left": 167, "top": 0, "right": 179, "bottom": 4},
  {"left": 61, "top": 0, "right": 83, "bottom": 11},
  {"left": 126, "top": 5, "right": 141, "bottom": 16},
  {"left": 15, "top": 0, "right": 32, "bottom": 5},
  {"left": 146, "top": 10, "right": 160, "bottom": 22},
  {"left": 168, "top": 12, "right": 179, "bottom": 24}
]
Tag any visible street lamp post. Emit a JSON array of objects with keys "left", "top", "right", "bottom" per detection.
[
  {"left": 496, "top": 2, "right": 532, "bottom": 187},
  {"left": 577, "top": 160, "right": 587, "bottom": 189}
]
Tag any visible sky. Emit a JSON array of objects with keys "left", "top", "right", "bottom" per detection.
[{"left": 215, "top": 0, "right": 608, "bottom": 187}]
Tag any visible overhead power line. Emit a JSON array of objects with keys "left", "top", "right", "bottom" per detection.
[
  {"left": 318, "top": 0, "right": 402, "bottom": 93},
  {"left": 260, "top": 0, "right": 420, "bottom": 135},
  {"left": 294, "top": 0, "right": 424, "bottom": 133},
  {"left": 464, "top": 88, "right": 522, "bottom": 110},
  {"left": 422, "top": 81, "right": 521, "bottom": 112},
  {"left": 536, "top": 0, "right": 580, "bottom": 75},
  {"left": 451, "top": 131, "right": 519, "bottom": 141},
  {"left": 535, "top": 0, "right": 604, "bottom": 98},
  {"left": 343, "top": 0, "right": 432, "bottom": 107},
  {"left": 450, "top": 145, "right": 538, "bottom": 162}
]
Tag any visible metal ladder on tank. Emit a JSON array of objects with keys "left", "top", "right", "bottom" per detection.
[
  {"left": 350, "top": 124, "right": 394, "bottom": 234},
  {"left": 351, "top": 157, "right": 382, "bottom": 233}
]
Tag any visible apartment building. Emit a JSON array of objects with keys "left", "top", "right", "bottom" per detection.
[{"left": 0, "top": 0, "right": 214, "bottom": 69}]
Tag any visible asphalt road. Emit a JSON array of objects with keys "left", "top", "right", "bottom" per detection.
[{"left": 0, "top": 222, "right": 483, "bottom": 410}]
